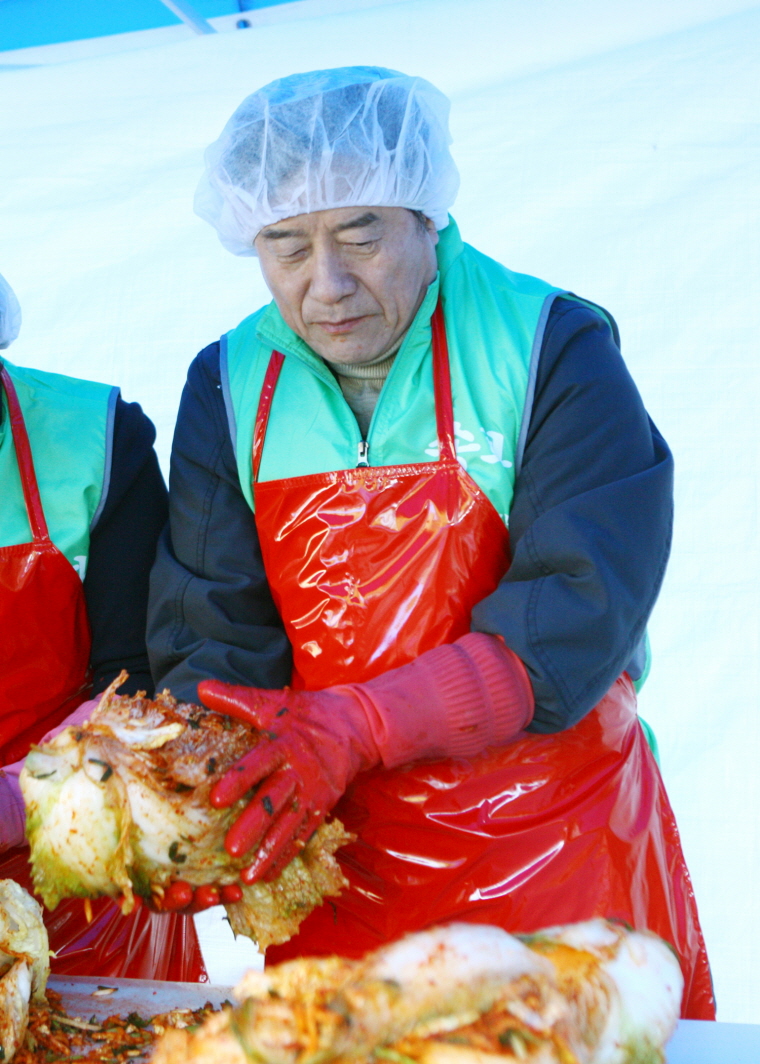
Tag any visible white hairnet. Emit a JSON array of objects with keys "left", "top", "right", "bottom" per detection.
[
  {"left": 195, "top": 66, "right": 460, "bottom": 256},
  {"left": 0, "top": 273, "right": 21, "bottom": 349}
]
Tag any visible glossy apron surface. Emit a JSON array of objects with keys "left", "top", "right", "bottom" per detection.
[
  {"left": 252, "top": 302, "right": 714, "bottom": 1018},
  {"left": 0, "top": 366, "right": 92, "bottom": 764},
  {"left": 0, "top": 366, "right": 203, "bottom": 982}
]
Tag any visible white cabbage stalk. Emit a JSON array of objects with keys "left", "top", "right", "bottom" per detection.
[
  {"left": 19, "top": 674, "right": 351, "bottom": 950},
  {"left": 0, "top": 879, "right": 50, "bottom": 1062},
  {"left": 523, "top": 919, "right": 683, "bottom": 1064},
  {"left": 152, "top": 919, "right": 683, "bottom": 1064}
]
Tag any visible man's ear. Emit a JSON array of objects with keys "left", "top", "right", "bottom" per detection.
[{"left": 424, "top": 215, "right": 440, "bottom": 246}]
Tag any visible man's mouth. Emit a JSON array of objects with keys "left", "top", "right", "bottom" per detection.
[{"left": 314, "top": 316, "right": 367, "bottom": 336}]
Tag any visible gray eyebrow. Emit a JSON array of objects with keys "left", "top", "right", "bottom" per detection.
[{"left": 259, "top": 226, "right": 308, "bottom": 241}]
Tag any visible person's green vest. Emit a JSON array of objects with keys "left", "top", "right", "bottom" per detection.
[
  {"left": 224, "top": 217, "right": 654, "bottom": 714},
  {"left": 0, "top": 359, "right": 117, "bottom": 580},
  {"left": 225, "top": 218, "right": 562, "bottom": 525}
]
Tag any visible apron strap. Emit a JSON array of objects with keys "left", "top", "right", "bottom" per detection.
[
  {"left": 252, "top": 298, "right": 457, "bottom": 479},
  {"left": 252, "top": 349, "right": 286, "bottom": 483},
  {"left": 1, "top": 365, "right": 50, "bottom": 542},
  {"left": 430, "top": 300, "right": 457, "bottom": 464}
]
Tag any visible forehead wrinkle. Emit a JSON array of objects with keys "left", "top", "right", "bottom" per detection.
[{"left": 259, "top": 211, "right": 381, "bottom": 241}]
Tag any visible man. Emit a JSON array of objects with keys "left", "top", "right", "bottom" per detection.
[
  {"left": 149, "top": 68, "right": 714, "bottom": 1016},
  {"left": 0, "top": 272, "right": 203, "bottom": 981}
]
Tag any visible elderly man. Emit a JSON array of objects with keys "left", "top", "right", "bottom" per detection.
[{"left": 148, "top": 67, "right": 713, "bottom": 1016}]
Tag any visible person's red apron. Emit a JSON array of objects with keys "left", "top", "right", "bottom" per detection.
[
  {"left": 0, "top": 365, "right": 204, "bottom": 981},
  {"left": 252, "top": 303, "right": 716, "bottom": 1017}
]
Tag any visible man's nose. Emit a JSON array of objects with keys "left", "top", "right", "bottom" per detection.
[{"left": 307, "top": 249, "right": 357, "bottom": 304}]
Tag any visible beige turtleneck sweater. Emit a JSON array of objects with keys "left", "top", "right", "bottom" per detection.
[{"left": 323, "top": 333, "right": 405, "bottom": 438}]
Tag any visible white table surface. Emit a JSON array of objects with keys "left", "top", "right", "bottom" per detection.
[{"left": 667, "top": 1020, "right": 760, "bottom": 1063}]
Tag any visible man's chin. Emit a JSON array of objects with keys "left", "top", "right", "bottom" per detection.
[{"left": 310, "top": 332, "right": 389, "bottom": 366}]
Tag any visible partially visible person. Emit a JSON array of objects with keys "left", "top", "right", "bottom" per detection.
[{"left": 0, "top": 271, "right": 203, "bottom": 980}]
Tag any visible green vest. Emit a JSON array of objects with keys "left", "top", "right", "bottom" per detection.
[
  {"left": 0, "top": 359, "right": 117, "bottom": 579},
  {"left": 225, "top": 218, "right": 561, "bottom": 524}
]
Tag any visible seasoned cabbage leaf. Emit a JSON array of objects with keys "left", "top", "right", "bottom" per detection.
[
  {"left": 152, "top": 920, "right": 683, "bottom": 1064},
  {"left": 0, "top": 879, "right": 50, "bottom": 1062}
]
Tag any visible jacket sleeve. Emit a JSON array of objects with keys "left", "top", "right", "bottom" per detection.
[
  {"left": 471, "top": 297, "right": 674, "bottom": 733},
  {"left": 147, "top": 343, "right": 292, "bottom": 703},
  {"left": 85, "top": 397, "right": 168, "bottom": 696}
]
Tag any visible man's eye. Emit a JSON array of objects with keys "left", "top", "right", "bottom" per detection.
[{"left": 278, "top": 246, "right": 308, "bottom": 260}]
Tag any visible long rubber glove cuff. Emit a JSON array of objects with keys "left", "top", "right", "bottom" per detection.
[
  {"left": 0, "top": 762, "right": 25, "bottom": 854},
  {"left": 357, "top": 631, "right": 534, "bottom": 768}
]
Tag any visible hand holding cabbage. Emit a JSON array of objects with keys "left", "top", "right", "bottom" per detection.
[{"left": 20, "top": 674, "right": 352, "bottom": 950}]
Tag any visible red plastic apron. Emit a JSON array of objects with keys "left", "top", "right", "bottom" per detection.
[
  {"left": 0, "top": 366, "right": 204, "bottom": 982},
  {"left": 252, "top": 303, "right": 714, "bottom": 1018}
]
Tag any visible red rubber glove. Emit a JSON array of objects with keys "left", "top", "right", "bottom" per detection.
[
  {"left": 205, "top": 685, "right": 377, "bottom": 883},
  {"left": 202, "top": 633, "right": 533, "bottom": 884}
]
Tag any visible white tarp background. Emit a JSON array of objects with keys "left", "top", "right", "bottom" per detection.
[{"left": 1, "top": 0, "right": 758, "bottom": 1020}]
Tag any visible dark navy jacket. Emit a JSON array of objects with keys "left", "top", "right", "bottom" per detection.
[
  {"left": 147, "top": 297, "right": 673, "bottom": 732},
  {"left": 84, "top": 399, "right": 168, "bottom": 696}
]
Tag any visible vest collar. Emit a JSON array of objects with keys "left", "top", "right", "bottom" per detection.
[{"left": 435, "top": 216, "right": 465, "bottom": 277}]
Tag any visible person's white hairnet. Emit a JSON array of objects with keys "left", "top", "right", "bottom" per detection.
[
  {"left": 195, "top": 66, "right": 460, "bottom": 256},
  {"left": 0, "top": 273, "right": 21, "bottom": 349}
]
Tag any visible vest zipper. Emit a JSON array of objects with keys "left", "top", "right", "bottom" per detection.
[{"left": 357, "top": 440, "right": 369, "bottom": 467}]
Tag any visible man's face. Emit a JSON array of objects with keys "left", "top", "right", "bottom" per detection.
[{"left": 255, "top": 206, "right": 439, "bottom": 364}]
